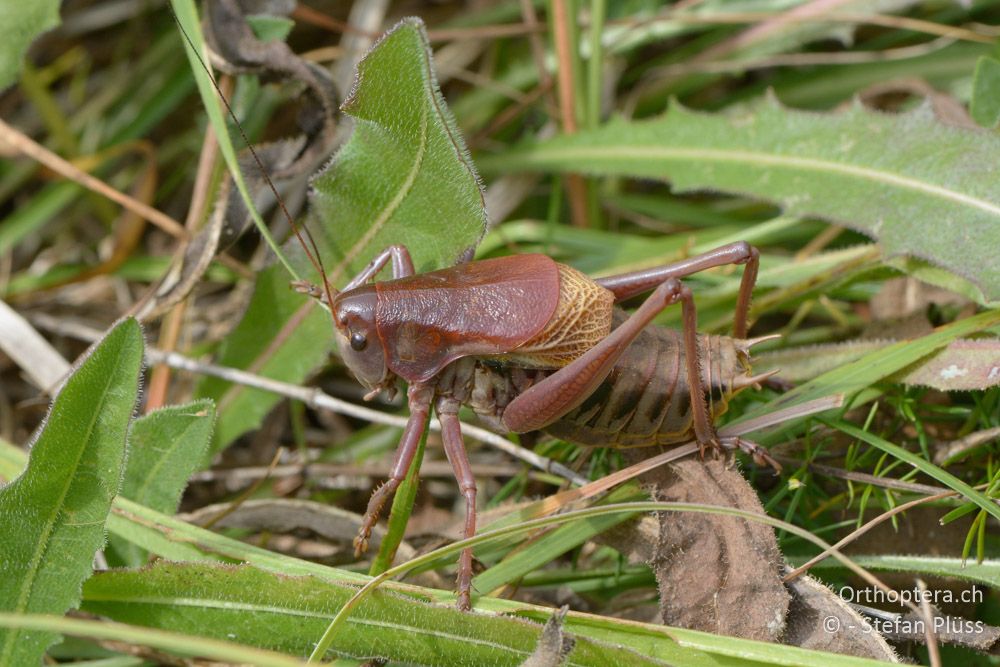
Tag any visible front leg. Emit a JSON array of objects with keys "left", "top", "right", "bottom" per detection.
[
  {"left": 344, "top": 244, "right": 415, "bottom": 290},
  {"left": 294, "top": 244, "right": 416, "bottom": 301},
  {"left": 354, "top": 382, "right": 434, "bottom": 556}
]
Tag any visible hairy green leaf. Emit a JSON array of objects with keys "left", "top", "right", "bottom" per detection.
[
  {"left": 0, "top": 318, "right": 143, "bottom": 665},
  {"left": 308, "top": 17, "right": 487, "bottom": 279},
  {"left": 111, "top": 400, "right": 215, "bottom": 566},
  {"left": 0, "top": 1, "right": 61, "bottom": 90},
  {"left": 121, "top": 400, "right": 215, "bottom": 513},
  {"left": 803, "top": 554, "right": 1000, "bottom": 588},
  {"left": 82, "top": 562, "right": 661, "bottom": 666},
  {"left": 197, "top": 17, "right": 487, "bottom": 453},
  {"left": 900, "top": 339, "right": 1000, "bottom": 390},
  {"left": 971, "top": 56, "right": 1000, "bottom": 129},
  {"left": 731, "top": 309, "right": 1000, "bottom": 427},
  {"left": 481, "top": 98, "right": 1000, "bottom": 301},
  {"left": 758, "top": 338, "right": 1000, "bottom": 390}
]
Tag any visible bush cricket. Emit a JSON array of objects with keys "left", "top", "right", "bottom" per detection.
[
  {"left": 174, "top": 8, "right": 778, "bottom": 612},
  {"left": 297, "top": 241, "right": 777, "bottom": 610}
]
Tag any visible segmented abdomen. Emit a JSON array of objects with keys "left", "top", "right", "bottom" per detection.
[
  {"left": 540, "top": 311, "right": 750, "bottom": 448},
  {"left": 451, "top": 310, "right": 756, "bottom": 449}
]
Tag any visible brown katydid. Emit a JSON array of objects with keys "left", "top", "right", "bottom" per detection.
[
  {"left": 173, "top": 8, "right": 778, "bottom": 613},
  {"left": 297, "top": 241, "right": 777, "bottom": 611}
]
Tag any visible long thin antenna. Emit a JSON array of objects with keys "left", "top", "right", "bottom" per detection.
[{"left": 168, "top": 1, "right": 338, "bottom": 309}]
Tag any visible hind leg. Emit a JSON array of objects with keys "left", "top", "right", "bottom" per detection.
[
  {"left": 503, "top": 277, "right": 726, "bottom": 460},
  {"left": 595, "top": 241, "right": 759, "bottom": 338}
]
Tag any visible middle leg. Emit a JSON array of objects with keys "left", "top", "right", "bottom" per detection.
[{"left": 436, "top": 396, "right": 478, "bottom": 611}]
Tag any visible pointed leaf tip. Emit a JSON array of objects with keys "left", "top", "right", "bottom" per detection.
[{"left": 308, "top": 12, "right": 486, "bottom": 282}]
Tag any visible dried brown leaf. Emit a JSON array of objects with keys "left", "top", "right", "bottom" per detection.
[
  {"left": 519, "top": 606, "right": 575, "bottom": 667},
  {"left": 783, "top": 574, "right": 900, "bottom": 662},
  {"left": 623, "top": 453, "right": 789, "bottom": 642}
]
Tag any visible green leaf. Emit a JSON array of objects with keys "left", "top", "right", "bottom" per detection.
[
  {"left": 0, "top": 1, "right": 60, "bottom": 90},
  {"left": 307, "top": 16, "right": 487, "bottom": 280},
  {"left": 121, "top": 400, "right": 215, "bottom": 513},
  {"left": 800, "top": 554, "right": 1000, "bottom": 589},
  {"left": 731, "top": 308, "right": 1000, "bottom": 427},
  {"left": 971, "top": 56, "right": 1000, "bottom": 129},
  {"left": 480, "top": 97, "right": 1000, "bottom": 302},
  {"left": 197, "top": 17, "right": 488, "bottom": 453},
  {"left": 111, "top": 400, "right": 215, "bottom": 566},
  {"left": 194, "top": 271, "right": 332, "bottom": 454},
  {"left": 81, "top": 562, "right": 662, "bottom": 666},
  {"left": 0, "top": 318, "right": 143, "bottom": 665}
]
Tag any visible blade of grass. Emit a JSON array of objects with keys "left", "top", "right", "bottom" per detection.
[
  {"left": 167, "top": 0, "right": 299, "bottom": 280},
  {"left": 370, "top": 426, "right": 427, "bottom": 576},
  {"left": 473, "top": 485, "right": 644, "bottom": 596},
  {"left": 585, "top": 0, "right": 606, "bottom": 132},
  {"left": 801, "top": 554, "right": 1000, "bottom": 588},
  {"left": 0, "top": 613, "right": 306, "bottom": 667},
  {"left": 820, "top": 416, "right": 1000, "bottom": 524}
]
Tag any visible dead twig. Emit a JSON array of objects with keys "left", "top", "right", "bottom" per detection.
[
  {"left": 550, "top": 0, "right": 589, "bottom": 228},
  {"left": 0, "top": 118, "right": 187, "bottom": 239}
]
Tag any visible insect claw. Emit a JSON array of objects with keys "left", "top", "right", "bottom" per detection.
[
  {"left": 353, "top": 533, "right": 369, "bottom": 558},
  {"left": 363, "top": 388, "right": 381, "bottom": 401},
  {"left": 716, "top": 436, "right": 782, "bottom": 472}
]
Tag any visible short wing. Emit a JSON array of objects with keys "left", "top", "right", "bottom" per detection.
[{"left": 375, "top": 254, "right": 561, "bottom": 382}]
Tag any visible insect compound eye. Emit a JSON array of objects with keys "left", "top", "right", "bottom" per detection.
[{"left": 350, "top": 332, "right": 367, "bottom": 351}]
